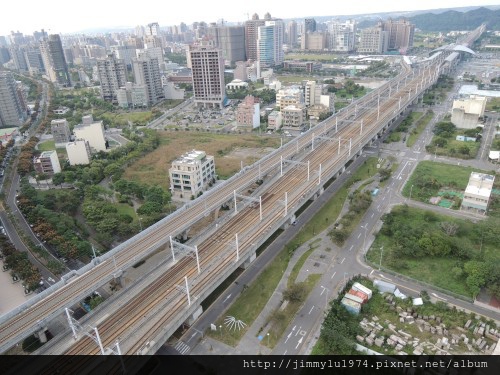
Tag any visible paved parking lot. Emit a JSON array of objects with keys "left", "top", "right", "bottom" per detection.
[{"left": 0, "top": 261, "right": 34, "bottom": 316}]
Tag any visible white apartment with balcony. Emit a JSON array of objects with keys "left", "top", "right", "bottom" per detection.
[{"left": 169, "top": 150, "right": 216, "bottom": 201}]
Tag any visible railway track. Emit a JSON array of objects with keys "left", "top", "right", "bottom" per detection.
[
  {"left": 0, "top": 48, "right": 457, "bottom": 357},
  {"left": 34, "top": 56, "right": 452, "bottom": 358}
]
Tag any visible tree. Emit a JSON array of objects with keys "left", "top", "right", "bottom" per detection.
[
  {"left": 440, "top": 221, "right": 459, "bottom": 236},
  {"left": 283, "top": 283, "right": 307, "bottom": 303},
  {"left": 464, "top": 260, "right": 492, "bottom": 298}
]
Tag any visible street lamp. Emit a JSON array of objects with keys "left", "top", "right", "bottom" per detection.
[
  {"left": 379, "top": 246, "right": 384, "bottom": 270},
  {"left": 409, "top": 184, "right": 414, "bottom": 201},
  {"left": 139, "top": 217, "right": 143, "bottom": 231},
  {"left": 267, "top": 332, "right": 270, "bottom": 346}
]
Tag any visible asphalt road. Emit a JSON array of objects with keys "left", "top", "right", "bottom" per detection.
[{"left": 168, "top": 75, "right": 499, "bottom": 355}]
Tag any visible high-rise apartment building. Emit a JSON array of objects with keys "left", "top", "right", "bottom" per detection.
[
  {"left": 207, "top": 25, "right": 246, "bottom": 66},
  {"left": 245, "top": 14, "right": 266, "bottom": 61},
  {"left": 9, "top": 45, "right": 29, "bottom": 72},
  {"left": 40, "top": 34, "right": 71, "bottom": 87},
  {"left": 188, "top": 43, "right": 225, "bottom": 108},
  {"left": 97, "top": 55, "right": 127, "bottom": 103},
  {"left": 0, "top": 71, "right": 28, "bottom": 127},
  {"left": 327, "top": 20, "right": 356, "bottom": 52},
  {"left": 146, "top": 22, "right": 161, "bottom": 36},
  {"left": 381, "top": 19, "right": 415, "bottom": 52},
  {"left": 304, "top": 18, "right": 317, "bottom": 33},
  {"left": 301, "top": 32, "right": 327, "bottom": 51},
  {"left": 286, "top": 20, "right": 298, "bottom": 48},
  {"left": 24, "top": 45, "right": 45, "bottom": 75},
  {"left": 358, "top": 25, "right": 388, "bottom": 54},
  {"left": 110, "top": 45, "right": 136, "bottom": 67},
  {"left": 132, "top": 55, "right": 164, "bottom": 105},
  {"left": 257, "top": 16, "right": 284, "bottom": 67}
]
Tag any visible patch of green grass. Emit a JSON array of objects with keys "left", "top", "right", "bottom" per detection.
[
  {"left": 366, "top": 205, "right": 499, "bottom": 299},
  {"left": 407, "top": 112, "right": 434, "bottom": 147},
  {"left": 285, "top": 53, "right": 339, "bottom": 61},
  {"left": 37, "top": 140, "right": 56, "bottom": 151},
  {"left": 293, "top": 157, "right": 380, "bottom": 246},
  {"left": 402, "top": 161, "right": 494, "bottom": 202},
  {"left": 385, "top": 132, "right": 401, "bottom": 143},
  {"left": 287, "top": 245, "right": 318, "bottom": 288},
  {"left": 115, "top": 202, "right": 136, "bottom": 218},
  {"left": 277, "top": 75, "right": 313, "bottom": 84},
  {"left": 206, "top": 250, "right": 291, "bottom": 347},
  {"left": 265, "top": 274, "right": 322, "bottom": 348}
]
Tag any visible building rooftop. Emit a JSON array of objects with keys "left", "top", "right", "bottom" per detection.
[
  {"left": 39, "top": 150, "right": 56, "bottom": 158},
  {"left": 465, "top": 172, "right": 495, "bottom": 198},
  {"left": 174, "top": 150, "right": 207, "bottom": 164}
]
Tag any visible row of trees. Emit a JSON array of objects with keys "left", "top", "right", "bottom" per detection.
[
  {"left": 0, "top": 235, "right": 41, "bottom": 292},
  {"left": 226, "top": 87, "right": 277, "bottom": 105}
]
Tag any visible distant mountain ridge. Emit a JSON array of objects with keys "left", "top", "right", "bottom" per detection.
[{"left": 410, "top": 6, "right": 500, "bottom": 31}]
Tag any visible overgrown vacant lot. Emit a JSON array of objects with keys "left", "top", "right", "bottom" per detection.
[
  {"left": 122, "top": 131, "right": 282, "bottom": 189},
  {"left": 402, "top": 161, "right": 499, "bottom": 202},
  {"left": 367, "top": 205, "right": 500, "bottom": 299}
]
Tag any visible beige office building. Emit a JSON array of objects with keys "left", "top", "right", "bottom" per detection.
[{"left": 169, "top": 150, "right": 216, "bottom": 201}]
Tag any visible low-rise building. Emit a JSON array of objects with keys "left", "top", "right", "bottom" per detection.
[
  {"left": 451, "top": 95, "right": 487, "bottom": 129},
  {"left": 460, "top": 172, "right": 495, "bottom": 214},
  {"left": 169, "top": 150, "right": 216, "bottom": 201},
  {"left": 226, "top": 79, "right": 248, "bottom": 92},
  {"left": 283, "top": 60, "right": 321, "bottom": 73},
  {"left": 267, "top": 110, "right": 282, "bottom": 130},
  {"left": 73, "top": 115, "right": 107, "bottom": 152},
  {"left": 66, "top": 139, "right": 92, "bottom": 165},
  {"left": 281, "top": 104, "right": 306, "bottom": 131},
  {"left": 276, "top": 86, "right": 303, "bottom": 109},
  {"left": 235, "top": 95, "right": 260, "bottom": 128},
  {"left": 33, "top": 150, "right": 61, "bottom": 175},
  {"left": 50, "top": 119, "right": 71, "bottom": 147}
]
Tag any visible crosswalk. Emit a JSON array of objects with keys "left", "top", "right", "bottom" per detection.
[{"left": 174, "top": 340, "right": 190, "bottom": 355}]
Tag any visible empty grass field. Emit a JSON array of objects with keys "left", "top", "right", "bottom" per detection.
[{"left": 122, "top": 131, "right": 282, "bottom": 189}]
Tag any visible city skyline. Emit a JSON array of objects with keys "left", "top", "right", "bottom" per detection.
[{"left": 1, "top": 0, "right": 499, "bottom": 37}]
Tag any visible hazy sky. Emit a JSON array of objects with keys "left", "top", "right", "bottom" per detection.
[{"left": 1, "top": 0, "right": 498, "bottom": 36}]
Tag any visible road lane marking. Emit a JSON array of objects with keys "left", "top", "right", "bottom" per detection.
[
  {"left": 295, "top": 337, "right": 303, "bottom": 349},
  {"left": 357, "top": 233, "right": 361, "bottom": 239},
  {"left": 370, "top": 269, "right": 374, "bottom": 275},
  {"left": 349, "top": 245, "right": 354, "bottom": 252},
  {"left": 340, "top": 257, "right": 345, "bottom": 264},
  {"left": 331, "top": 271, "right": 336, "bottom": 279},
  {"left": 378, "top": 274, "right": 392, "bottom": 281},
  {"left": 308, "top": 306, "right": 314, "bottom": 314},
  {"left": 295, "top": 326, "right": 301, "bottom": 336}
]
